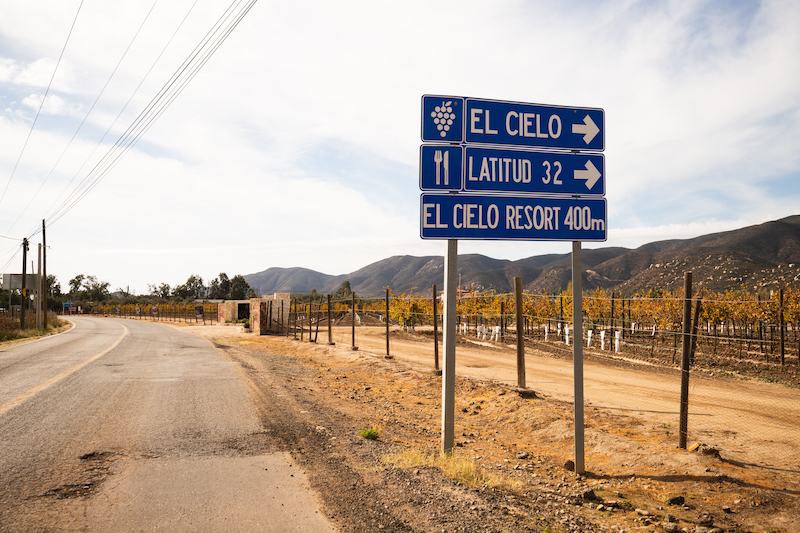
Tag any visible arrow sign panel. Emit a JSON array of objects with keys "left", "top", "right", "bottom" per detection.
[
  {"left": 421, "top": 193, "right": 607, "bottom": 241},
  {"left": 464, "top": 98, "right": 604, "bottom": 151},
  {"left": 463, "top": 146, "right": 604, "bottom": 196}
]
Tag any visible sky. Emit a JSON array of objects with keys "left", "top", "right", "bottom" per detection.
[{"left": 1, "top": 0, "right": 799, "bottom": 296}]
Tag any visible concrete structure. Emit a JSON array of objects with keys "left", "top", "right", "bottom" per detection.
[{"left": 217, "top": 295, "right": 291, "bottom": 335}]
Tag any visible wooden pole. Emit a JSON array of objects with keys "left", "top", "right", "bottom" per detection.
[
  {"left": 36, "top": 244, "right": 42, "bottom": 329},
  {"left": 42, "top": 220, "right": 47, "bottom": 328},
  {"left": 780, "top": 288, "right": 785, "bottom": 366},
  {"left": 21, "top": 238, "right": 28, "bottom": 329},
  {"left": 679, "top": 272, "right": 693, "bottom": 449},
  {"left": 514, "top": 276, "right": 525, "bottom": 388},
  {"left": 351, "top": 292, "right": 357, "bottom": 351},
  {"left": 328, "top": 294, "right": 334, "bottom": 345},
  {"left": 308, "top": 303, "right": 313, "bottom": 342},
  {"left": 385, "top": 289, "right": 390, "bottom": 356}
]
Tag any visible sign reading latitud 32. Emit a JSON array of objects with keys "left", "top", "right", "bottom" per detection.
[{"left": 420, "top": 145, "right": 604, "bottom": 196}]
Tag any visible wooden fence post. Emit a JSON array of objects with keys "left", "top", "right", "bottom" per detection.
[
  {"left": 351, "top": 292, "right": 358, "bottom": 351},
  {"left": 780, "top": 288, "right": 785, "bottom": 366},
  {"left": 328, "top": 294, "right": 334, "bottom": 345},
  {"left": 679, "top": 272, "right": 693, "bottom": 449},
  {"left": 514, "top": 277, "right": 525, "bottom": 388},
  {"left": 385, "top": 289, "right": 390, "bottom": 356}
]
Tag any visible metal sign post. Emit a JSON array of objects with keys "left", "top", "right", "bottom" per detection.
[
  {"left": 441, "top": 239, "right": 458, "bottom": 453},
  {"left": 572, "top": 241, "right": 585, "bottom": 474}
]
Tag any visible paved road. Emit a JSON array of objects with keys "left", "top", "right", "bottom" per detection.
[{"left": 0, "top": 317, "right": 333, "bottom": 532}]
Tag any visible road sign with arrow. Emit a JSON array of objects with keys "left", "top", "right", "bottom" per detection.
[
  {"left": 464, "top": 97, "right": 604, "bottom": 151},
  {"left": 420, "top": 145, "right": 604, "bottom": 195},
  {"left": 462, "top": 146, "right": 604, "bottom": 195}
]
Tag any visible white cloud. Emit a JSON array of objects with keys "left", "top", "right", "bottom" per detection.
[{"left": 20, "top": 93, "right": 78, "bottom": 116}]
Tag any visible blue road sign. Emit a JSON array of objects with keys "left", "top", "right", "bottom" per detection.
[
  {"left": 419, "top": 145, "right": 463, "bottom": 191},
  {"left": 465, "top": 98, "right": 604, "bottom": 151},
  {"left": 421, "top": 95, "right": 465, "bottom": 143},
  {"left": 463, "top": 146, "right": 604, "bottom": 196},
  {"left": 421, "top": 145, "right": 605, "bottom": 195},
  {"left": 421, "top": 194, "right": 606, "bottom": 241}
]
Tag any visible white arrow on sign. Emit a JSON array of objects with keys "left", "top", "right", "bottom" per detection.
[
  {"left": 574, "top": 160, "right": 601, "bottom": 190},
  {"left": 572, "top": 115, "right": 600, "bottom": 144}
]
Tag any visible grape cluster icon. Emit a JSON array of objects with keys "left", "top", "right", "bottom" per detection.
[{"left": 431, "top": 101, "right": 456, "bottom": 137}]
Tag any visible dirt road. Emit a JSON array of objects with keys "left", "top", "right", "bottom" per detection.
[
  {"left": 336, "top": 326, "right": 800, "bottom": 474},
  {"left": 225, "top": 324, "right": 798, "bottom": 532}
]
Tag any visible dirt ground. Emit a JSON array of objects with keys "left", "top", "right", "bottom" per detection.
[{"left": 184, "top": 323, "right": 799, "bottom": 533}]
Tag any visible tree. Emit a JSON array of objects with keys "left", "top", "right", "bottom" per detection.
[
  {"left": 84, "top": 275, "right": 110, "bottom": 301},
  {"left": 68, "top": 274, "right": 85, "bottom": 295},
  {"left": 184, "top": 274, "right": 204, "bottom": 299},
  {"left": 46, "top": 275, "right": 61, "bottom": 298},
  {"left": 334, "top": 280, "right": 353, "bottom": 300},
  {"left": 208, "top": 273, "right": 231, "bottom": 299},
  {"left": 218, "top": 273, "right": 231, "bottom": 299},
  {"left": 229, "top": 275, "right": 250, "bottom": 300},
  {"left": 148, "top": 283, "right": 171, "bottom": 299},
  {"left": 115, "top": 285, "right": 131, "bottom": 298},
  {"left": 172, "top": 284, "right": 190, "bottom": 300},
  {"left": 208, "top": 278, "right": 221, "bottom": 299}
]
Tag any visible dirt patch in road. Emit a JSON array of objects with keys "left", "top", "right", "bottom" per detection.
[{"left": 190, "top": 326, "right": 799, "bottom": 533}]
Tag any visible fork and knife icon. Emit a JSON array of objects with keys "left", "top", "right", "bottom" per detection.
[{"left": 434, "top": 150, "right": 449, "bottom": 185}]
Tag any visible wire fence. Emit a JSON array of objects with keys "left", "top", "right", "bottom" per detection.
[
  {"left": 90, "top": 303, "right": 219, "bottom": 325},
  {"left": 277, "top": 286, "right": 800, "bottom": 471},
  {"left": 281, "top": 287, "right": 800, "bottom": 373}
]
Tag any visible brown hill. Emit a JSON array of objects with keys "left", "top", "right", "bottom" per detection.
[{"left": 245, "top": 215, "right": 800, "bottom": 296}]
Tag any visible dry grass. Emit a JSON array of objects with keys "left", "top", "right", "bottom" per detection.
[
  {"left": 383, "top": 447, "right": 525, "bottom": 491},
  {"left": 0, "top": 312, "right": 68, "bottom": 342}
]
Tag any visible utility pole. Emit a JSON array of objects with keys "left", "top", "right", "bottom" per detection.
[
  {"left": 36, "top": 244, "right": 42, "bottom": 329},
  {"left": 20, "top": 238, "right": 28, "bottom": 329},
  {"left": 42, "top": 219, "right": 47, "bottom": 328}
]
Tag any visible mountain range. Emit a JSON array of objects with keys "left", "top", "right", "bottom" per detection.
[{"left": 245, "top": 215, "right": 800, "bottom": 296}]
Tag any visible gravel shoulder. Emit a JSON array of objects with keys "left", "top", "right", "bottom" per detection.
[{"left": 188, "top": 324, "right": 799, "bottom": 533}]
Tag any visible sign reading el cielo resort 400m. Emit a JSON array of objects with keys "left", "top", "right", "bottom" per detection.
[{"left": 419, "top": 94, "right": 607, "bottom": 242}]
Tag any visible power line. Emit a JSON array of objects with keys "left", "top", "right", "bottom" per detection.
[
  {"left": 28, "top": 0, "right": 203, "bottom": 240},
  {"left": 0, "top": 0, "right": 85, "bottom": 209},
  {"left": 4, "top": 0, "right": 161, "bottom": 238},
  {"left": 35, "top": 0, "right": 257, "bottom": 234}
]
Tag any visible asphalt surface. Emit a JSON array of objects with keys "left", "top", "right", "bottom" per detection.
[{"left": 0, "top": 317, "right": 333, "bottom": 532}]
